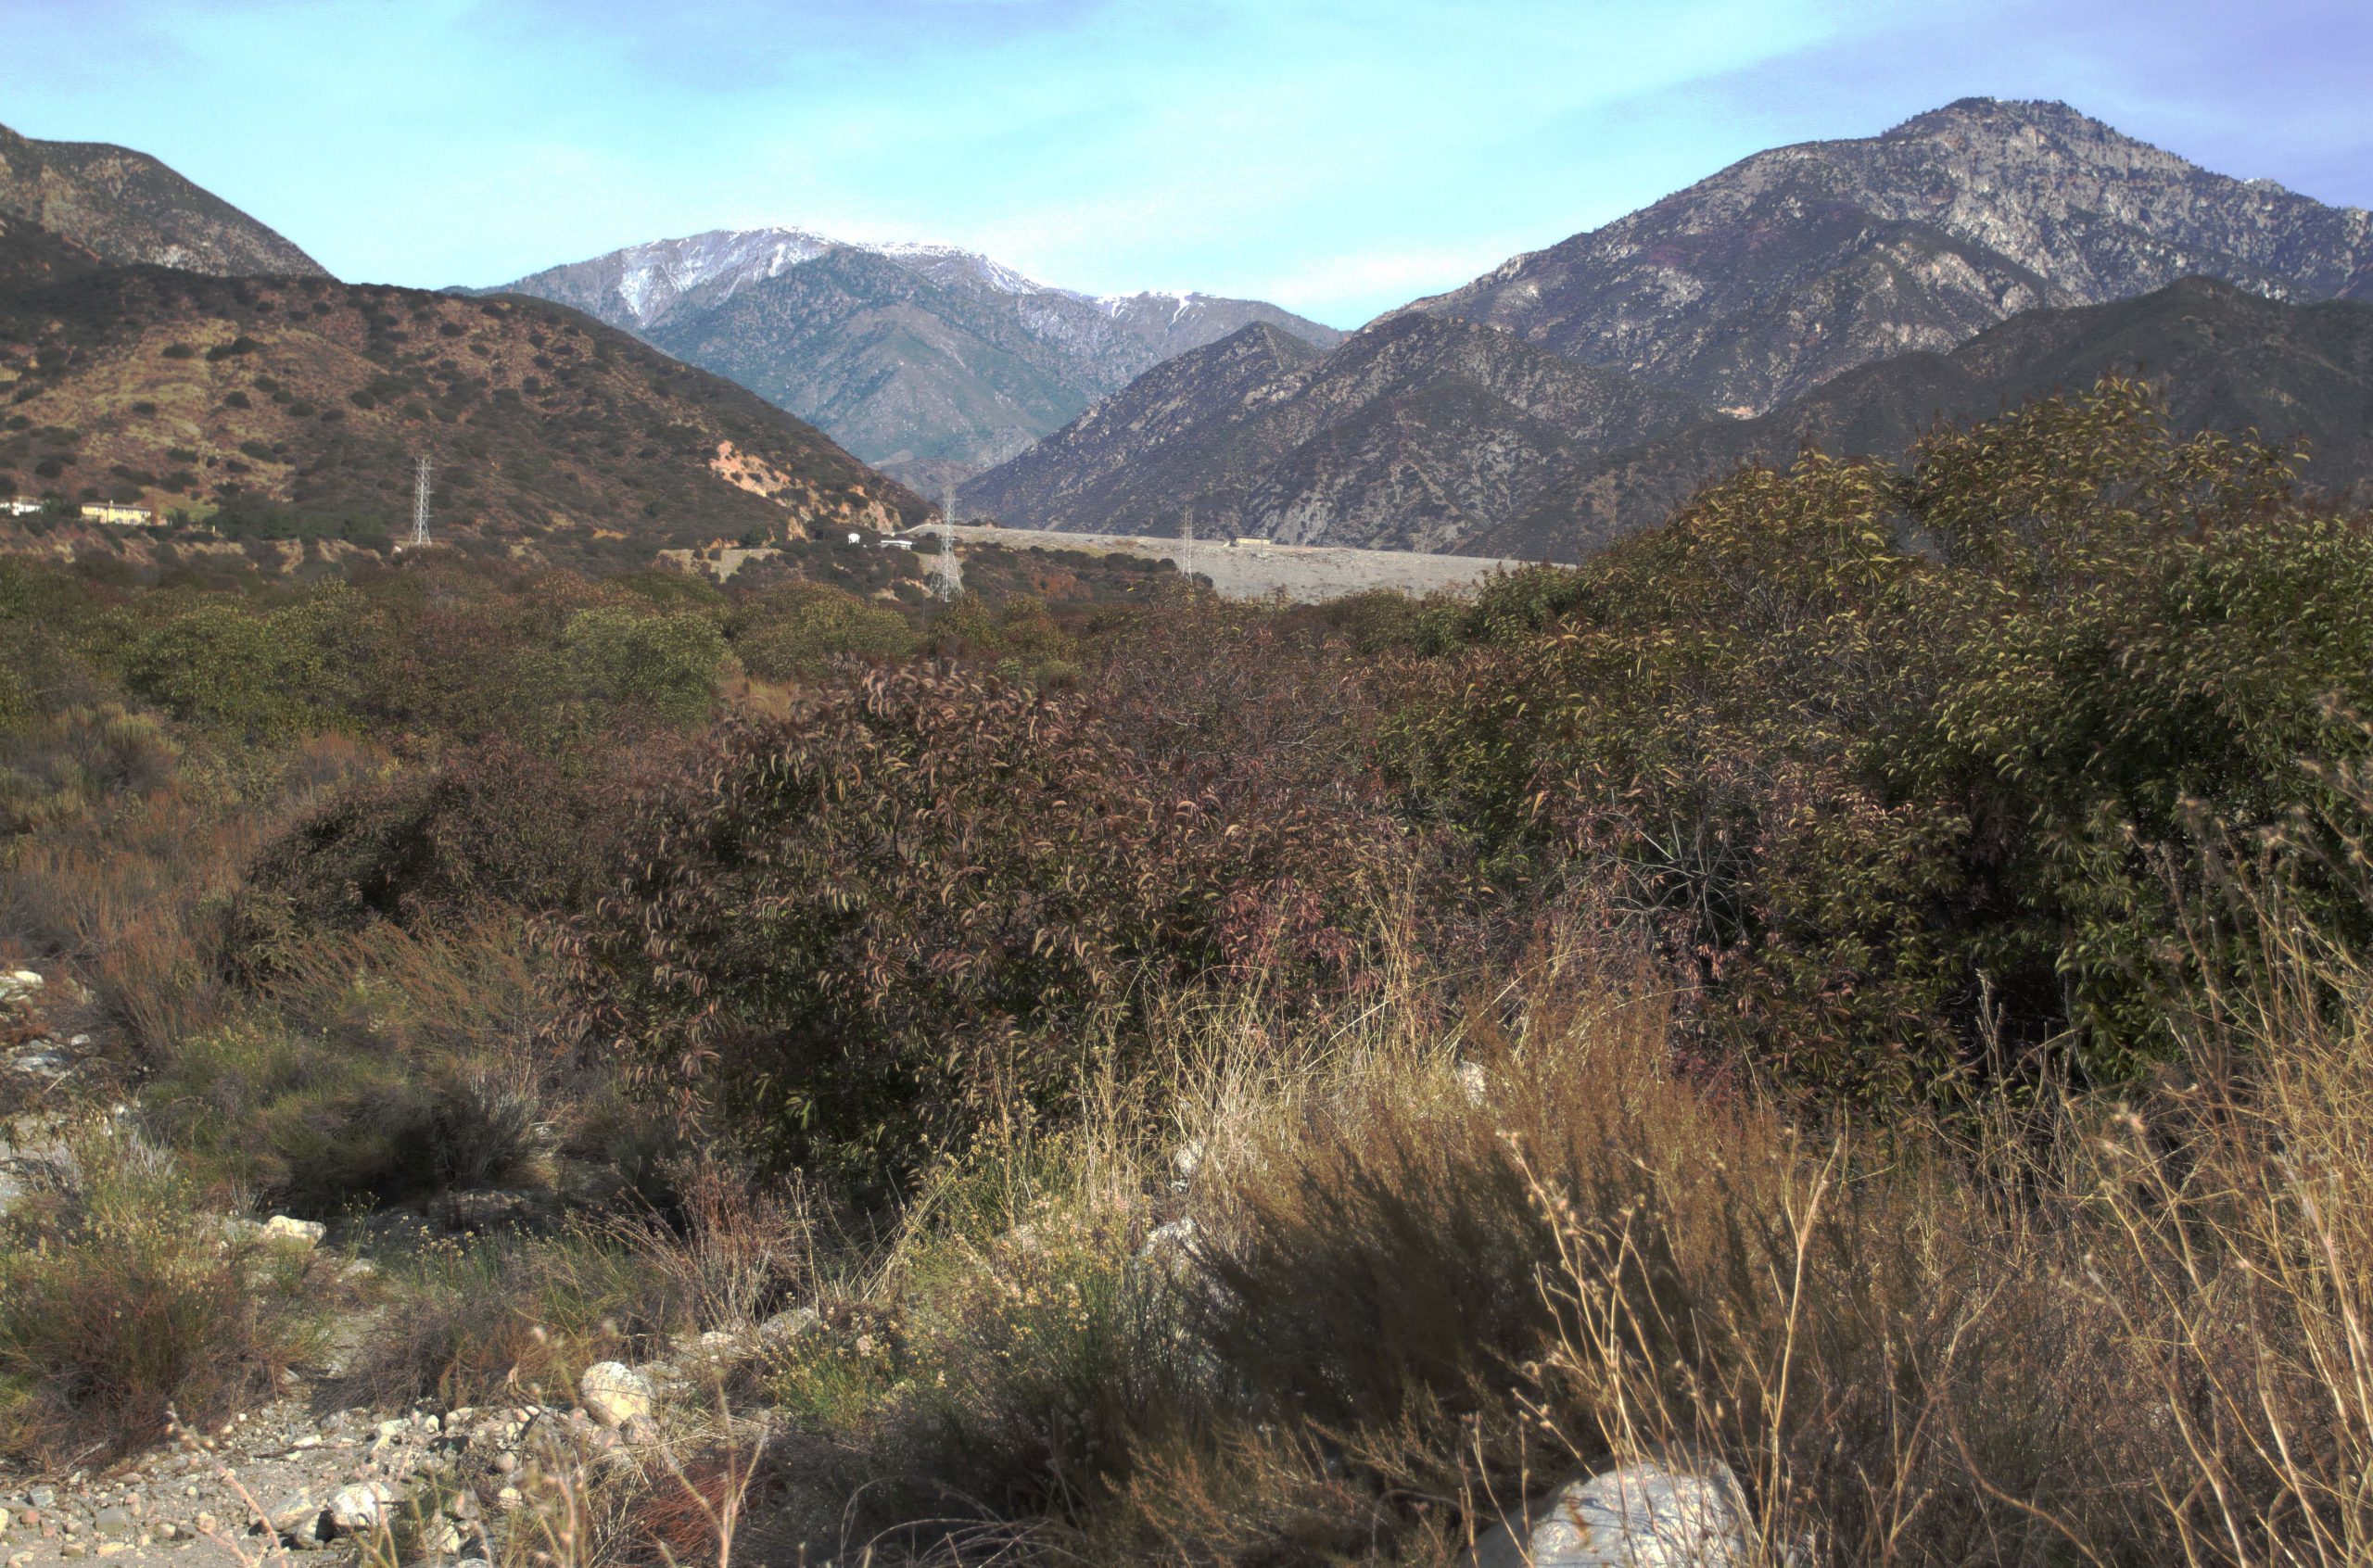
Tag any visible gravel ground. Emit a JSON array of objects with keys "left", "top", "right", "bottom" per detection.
[{"left": 945, "top": 525, "right": 1540, "bottom": 602}]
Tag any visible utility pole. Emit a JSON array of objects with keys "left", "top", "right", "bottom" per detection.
[
  {"left": 410, "top": 456, "right": 433, "bottom": 549},
  {"left": 1179, "top": 506, "right": 1196, "bottom": 591}
]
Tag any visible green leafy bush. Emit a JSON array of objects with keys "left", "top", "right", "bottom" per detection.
[
  {"left": 561, "top": 604, "right": 729, "bottom": 727},
  {"left": 1385, "top": 379, "right": 2373, "bottom": 1100},
  {"left": 730, "top": 580, "right": 916, "bottom": 681},
  {"left": 121, "top": 600, "right": 333, "bottom": 734}
]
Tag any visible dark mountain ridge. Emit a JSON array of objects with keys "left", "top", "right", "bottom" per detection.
[{"left": 1481, "top": 277, "right": 2373, "bottom": 561}]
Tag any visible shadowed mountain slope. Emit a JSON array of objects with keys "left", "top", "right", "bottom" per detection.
[
  {"left": 1481, "top": 278, "right": 2373, "bottom": 561},
  {"left": 962, "top": 313, "right": 1705, "bottom": 550}
]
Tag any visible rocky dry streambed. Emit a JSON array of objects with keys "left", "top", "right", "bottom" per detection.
[
  {"left": 3, "top": 966, "right": 1775, "bottom": 1568},
  {"left": 1, "top": 967, "right": 811, "bottom": 1568}
]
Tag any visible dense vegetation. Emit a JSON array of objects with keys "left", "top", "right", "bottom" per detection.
[{"left": 3, "top": 380, "right": 2370, "bottom": 1565}]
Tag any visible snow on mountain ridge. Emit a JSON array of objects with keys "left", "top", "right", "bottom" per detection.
[
  {"left": 497, "top": 229, "right": 1349, "bottom": 482},
  {"left": 584, "top": 227, "right": 1070, "bottom": 324}
]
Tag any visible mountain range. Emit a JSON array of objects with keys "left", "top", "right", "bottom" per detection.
[
  {"left": 963, "top": 98, "right": 2373, "bottom": 558},
  {"left": 961, "top": 312, "right": 1703, "bottom": 551},
  {"left": 6, "top": 97, "right": 2371, "bottom": 573},
  {"left": 493, "top": 228, "right": 1344, "bottom": 491},
  {"left": 0, "top": 122, "right": 926, "bottom": 561},
  {"left": 1400, "top": 96, "right": 2372, "bottom": 416}
]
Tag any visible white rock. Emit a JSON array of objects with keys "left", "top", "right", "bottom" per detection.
[
  {"left": 324, "top": 1484, "right": 392, "bottom": 1534},
  {"left": 577, "top": 1362, "right": 654, "bottom": 1427},
  {"left": 1139, "top": 1217, "right": 1202, "bottom": 1283},
  {"left": 755, "top": 1308, "right": 819, "bottom": 1348},
  {"left": 1469, "top": 1456, "right": 1756, "bottom": 1568},
  {"left": 1172, "top": 1139, "right": 1205, "bottom": 1182},
  {"left": 1454, "top": 1059, "right": 1490, "bottom": 1106},
  {"left": 262, "top": 1216, "right": 326, "bottom": 1247},
  {"left": 681, "top": 1328, "right": 750, "bottom": 1365}
]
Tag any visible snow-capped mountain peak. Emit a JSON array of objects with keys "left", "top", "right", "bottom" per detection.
[{"left": 497, "top": 231, "right": 1347, "bottom": 484}]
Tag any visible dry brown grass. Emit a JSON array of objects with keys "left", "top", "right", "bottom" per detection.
[
  {"left": 1083, "top": 914, "right": 2373, "bottom": 1568},
  {"left": 0, "top": 724, "right": 384, "bottom": 1064},
  {"left": 0, "top": 1122, "right": 329, "bottom": 1468}
]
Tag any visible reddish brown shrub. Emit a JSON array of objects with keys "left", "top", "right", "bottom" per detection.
[{"left": 563, "top": 663, "right": 1400, "bottom": 1188}]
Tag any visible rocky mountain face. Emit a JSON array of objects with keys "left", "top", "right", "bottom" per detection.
[
  {"left": 1479, "top": 277, "right": 2373, "bottom": 561},
  {"left": 0, "top": 261, "right": 924, "bottom": 559},
  {"left": 960, "top": 313, "right": 1703, "bottom": 550},
  {"left": 0, "top": 121, "right": 329, "bottom": 280},
  {"left": 495, "top": 227, "right": 1344, "bottom": 487},
  {"left": 971, "top": 97, "right": 2373, "bottom": 560},
  {"left": 1398, "top": 98, "right": 2373, "bottom": 417}
]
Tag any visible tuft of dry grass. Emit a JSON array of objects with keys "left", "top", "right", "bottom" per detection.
[
  {"left": 0, "top": 722, "right": 385, "bottom": 1064},
  {"left": 1072, "top": 909, "right": 2373, "bottom": 1568},
  {"left": 0, "top": 1122, "right": 326, "bottom": 1468}
]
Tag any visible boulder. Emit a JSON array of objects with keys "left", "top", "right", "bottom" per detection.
[
  {"left": 1469, "top": 1456, "right": 1756, "bottom": 1568},
  {"left": 264, "top": 1493, "right": 320, "bottom": 1534},
  {"left": 325, "top": 1484, "right": 393, "bottom": 1535},
  {"left": 578, "top": 1361, "right": 654, "bottom": 1428},
  {"left": 262, "top": 1216, "right": 326, "bottom": 1248}
]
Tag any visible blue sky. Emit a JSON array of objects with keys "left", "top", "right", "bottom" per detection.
[{"left": 6, "top": 0, "right": 2368, "bottom": 326}]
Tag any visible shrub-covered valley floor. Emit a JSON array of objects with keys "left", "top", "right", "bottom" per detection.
[{"left": 4, "top": 378, "right": 2372, "bottom": 1567}]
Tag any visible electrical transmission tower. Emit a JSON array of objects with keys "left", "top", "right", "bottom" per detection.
[
  {"left": 933, "top": 485, "right": 961, "bottom": 601},
  {"left": 410, "top": 457, "right": 433, "bottom": 548}
]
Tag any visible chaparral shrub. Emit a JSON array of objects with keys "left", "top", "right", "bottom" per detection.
[
  {"left": 564, "top": 663, "right": 1397, "bottom": 1188},
  {"left": 1384, "top": 378, "right": 2373, "bottom": 1105}
]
